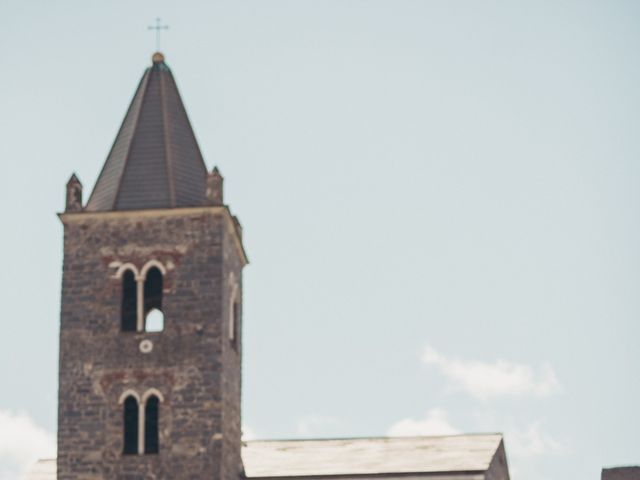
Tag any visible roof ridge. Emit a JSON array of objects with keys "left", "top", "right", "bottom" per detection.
[
  {"left": 112, "top": 68, "right": 152, "bottom": 210},
  {"left": 171, "top": 70, "right": 209, "bottom": 179},
  {"left": 159, "top": 64, "right": 177, "bottom": 207},
  {"left": 85, "top": 69, "right": 149, "bottom": 210},
  {"left": 244, "top": 432, "right": 504, "bottom": 443}
]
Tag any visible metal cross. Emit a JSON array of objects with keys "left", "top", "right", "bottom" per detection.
[{"left": 148, "top": 18, "right": 169, "bottom": 52}]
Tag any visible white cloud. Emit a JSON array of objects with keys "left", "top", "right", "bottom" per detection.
[
  {"left": 0, "top": 410, "right": 56, "bottom": 480},
  {"left": 295, "top": 415, "right": 341, "bottom": 437},
  {"left": 388, "top": 408, "right": 460, "bottom": 437},
  {"left": 470, "top": 409, "right": 565, "bottom": 479},
  {"left": 422, "top": 346, "right": 561, "bottom": 400},
  {"left": 507, "top": 421, "right": 564, "bottom": 458},
  {"left": 242, "top": 425, "right": 257, "bottom": 441}
]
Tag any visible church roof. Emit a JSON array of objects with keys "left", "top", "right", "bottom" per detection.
[
  {"left": 85, "top": 52, "right": 208, "bottom": 212},
  {"left": 26, "top": 434, "right": 507, "bottom": 480},
  {"left": 242, "top": 434, "right": 506, "bottom": 478}
]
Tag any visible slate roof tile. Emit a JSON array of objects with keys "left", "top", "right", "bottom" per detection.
[{"left": 85, "top": 53, "right": 207, "bottom": 212}]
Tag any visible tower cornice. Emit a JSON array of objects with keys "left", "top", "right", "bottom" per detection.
[{"left": 59, "top": 205, "right": 248, "bottom": 267}]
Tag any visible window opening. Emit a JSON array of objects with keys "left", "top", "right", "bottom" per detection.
[
  {"left": 121, "top": 270, "right": 137, "bottom": 332},
  {"left": 145, "top": 308, "right": 164, "bottom": 332},
  {"left": 123, "top": 396, "right": 139, "bottom": 455},
  {"left": 144, "top": 396, "right": 160, "bottom": 454},
  {"left": 144, "top": 267, "right": 163, "bottom": 316},
  {"left": 231, "top": 301, "right": 240, "bottom": 349}
]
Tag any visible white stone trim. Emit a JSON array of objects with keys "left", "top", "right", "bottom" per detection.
[
  {"left": 115, "top": 263, "right": 140, "bottom": 280},
  {"left": 118, "top": 390, "right": 140, "bottom": 404},
  {"left": 136, "top": 279, "right": 144, "bottom": 332},
  {"left": 138, "top": 403, "right": 145, "bottom": 455},
  {"left": 140, "top": 260, "right": 167, "bottom": 278},
  {"left": 142, "top": 388, "right": 164, "bottom": 403}
]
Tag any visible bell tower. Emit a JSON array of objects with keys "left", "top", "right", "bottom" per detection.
[{"left": 57, "top": 53, "right": 247, "bottom": 479}]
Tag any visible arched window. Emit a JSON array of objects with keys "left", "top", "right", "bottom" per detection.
[
  {"left": 229, "top": 282, "right": 240, "bottom": 350},
  {"left": 144, "top": 267, "right": 163, "bottom": 317},
  {"left": 144, "top": 395, "right": 160, "bottom": 454},
  {"left": 119, "top": 262, "right": 166, "bottom": 333},
  {"left": 231, "top": 300, "right": 240, "bottom": 350},
  {"left": 121, "top": 270, "right": 137, "bottom": 332},
  {"left": 123, "top": 396, "right": 139, "bottom": 455}
]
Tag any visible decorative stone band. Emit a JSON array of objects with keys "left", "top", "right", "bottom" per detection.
[{"left": 58, "top": 205, "right": 248, "bottom": 267}]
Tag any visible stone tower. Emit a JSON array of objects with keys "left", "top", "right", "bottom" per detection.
[{"left": 57, "top": 52, "right": 247, "bottom": 479}]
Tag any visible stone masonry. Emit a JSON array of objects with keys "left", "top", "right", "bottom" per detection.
[{"left": 57, "top": 206, "right": 246, "bottom": 479}]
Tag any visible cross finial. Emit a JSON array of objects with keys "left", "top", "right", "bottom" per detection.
[{"left": 148, "top": 17, "right": 169, "bottom": 52}]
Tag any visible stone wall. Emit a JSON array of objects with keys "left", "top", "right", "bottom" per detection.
[
  {"left": 57, "top": 207, "right": 245, "bottom": 479},
  {"left": 221, "top": 217, "right": 244, "bottom": 479}
]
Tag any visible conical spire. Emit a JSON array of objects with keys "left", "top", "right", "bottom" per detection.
[{"left": 86, "top": 53, "right": 208, "bottom": 212}]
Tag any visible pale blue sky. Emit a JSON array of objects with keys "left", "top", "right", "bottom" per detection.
[{"left": 0, "top": 1, "right": 639, "bottom": 479}]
